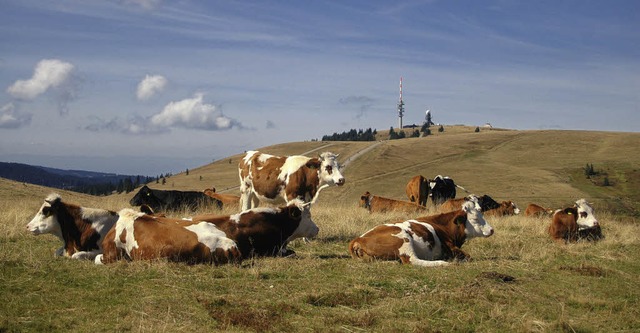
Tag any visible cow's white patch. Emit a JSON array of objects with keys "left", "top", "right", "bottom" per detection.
[
  {"left": 278, "top": 155, "right": 311, "bottom": 182},
  {"left": 79, "top": 207, "right": 118, "bottom": 252},
  {"left": 575, "top": 199, "right": 598, "bottom": 229},
  {"left": 391, "top": 220, "right": 448, "bottom": 266},
  {"left": 462, "top": 201, "right": 494, "bottom": 238},
  {"left": 114, "top": 209, "right": 143, "bottom": 257},
  {"left": 184, "top": 222, "right": 238, "bottom": 251}
]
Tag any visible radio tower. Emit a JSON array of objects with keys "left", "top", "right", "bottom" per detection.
[{"left": 397, "top": 77, "right": 404, "bottom": 129}]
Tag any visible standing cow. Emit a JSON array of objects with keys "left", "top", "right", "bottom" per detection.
[
  {"left": 429, "top": 175, "right": 458, "bottom": 205},
  {"left": 238, "top": 150, "right": 345, "bottom": 211},
  {"left": 406, "top": 175, "right": 429, "bottom": 207}
]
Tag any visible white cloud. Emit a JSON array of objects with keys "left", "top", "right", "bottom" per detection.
[
  {"left": 7, "top": 59, "right": 75, "bottom": 100},
  {"left": 150, "top": 93, "right": 241, "bottom": 131},
  {"left": 136, "top": 74, "right": 168, "bottom": 100},
  {"left": 0, "top": 103, "right": 32, "bottom": 129}
]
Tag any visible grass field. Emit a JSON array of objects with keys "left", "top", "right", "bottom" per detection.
[{"left": 1, "top": 127, "right": 640, "bottom": 332}]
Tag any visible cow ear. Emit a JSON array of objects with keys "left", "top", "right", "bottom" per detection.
[
  {"left": 306, "top": 160, "right": 321, "bottom": 170},
  {"left": 454, "top": 215, "right": 467, "bottom": 225},
  {"left": 290, "top": 207, "right": 302, "bottom": 219}
]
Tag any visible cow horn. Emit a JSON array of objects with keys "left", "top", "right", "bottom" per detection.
[{"left": 308, "top": 184, "right": 330, "bottom": 205}]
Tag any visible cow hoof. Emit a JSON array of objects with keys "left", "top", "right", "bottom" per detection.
[{"left": 280, "top": 248, "right": 297, "bottom": 258}]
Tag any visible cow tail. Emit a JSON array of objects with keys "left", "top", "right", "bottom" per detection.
[{"left": 456, "top": 184, "right": 471, "bottom": 194}]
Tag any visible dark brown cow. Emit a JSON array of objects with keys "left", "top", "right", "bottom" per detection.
[
  {"left": 484, "top": 201, "right": 521, "bottom": 217},
  {"left": 238, "top": 150, "right": 345, "bottom": 211},
  {"left": 549, "top": 199, "right": 602, "bottom": 243},
  {"left": 524, "top": 203, "right": 554, "bottom": 217},
  {"left": 405, "top": 175, "right": 429, "bottom": 207},
  {"left": 189, "top": 200, "right": 318, "bottom": 258},
  {"left": 349, "top": 199, "right": 494, "bottom": 267},
  {"left": 360, "top": 191, "right": 427, "bottom": 214},
  {"left": 96, "top": 208, "right": 241, "bottom": 265},
  {"left": 27, "top": 193, "right": 118, "bottom": 260},
  {"left": 203, "top": 188, "right": 240, "bottom": 209}
]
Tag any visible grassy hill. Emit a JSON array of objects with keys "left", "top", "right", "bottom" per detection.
[
  {"left": 142, "top": 126, "right": 640, "bottom": 218},
  {"left": 2, "top": 126, "right": 640, "bottom": 332}
]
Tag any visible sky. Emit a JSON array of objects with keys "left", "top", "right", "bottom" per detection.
[{"left": 1, "top": 0, "right": 638, "bottom": 176}]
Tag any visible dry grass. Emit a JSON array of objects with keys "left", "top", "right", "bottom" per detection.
[{"left": 2, "top": 128, "right": 640, "bottom": 332}]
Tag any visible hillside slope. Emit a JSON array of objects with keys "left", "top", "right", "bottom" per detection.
[{"left": 125, "top": 126, "right": 640, "bottom": 218}]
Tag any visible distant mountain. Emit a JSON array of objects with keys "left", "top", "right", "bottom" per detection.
[{"left": 0, "top": 162, "right": 152, "bottom": 195}]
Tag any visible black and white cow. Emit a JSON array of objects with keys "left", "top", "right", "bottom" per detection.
[{"left": 130, "top": 185, "right": 222, "bottom": 212}]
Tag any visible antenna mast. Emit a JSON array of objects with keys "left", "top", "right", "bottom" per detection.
[{"left": 397, "top": 77, "right": 404, "bottom": 129}]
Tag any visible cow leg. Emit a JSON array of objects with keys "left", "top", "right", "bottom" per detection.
[
  {"left": 71, "top": 250, "right": 101, "bottom": 260},
  {"left": 397, "top": 238, "right": 450, "bottom": 267}
]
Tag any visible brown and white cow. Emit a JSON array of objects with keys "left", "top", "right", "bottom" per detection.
[
  {"left": 27, "top": 193, "right": 118, "bottom": 260},
  {"left": 95, "top": 209, "right": 241, "bottom": 265},
  {"left": 188, "top": 200, "right": 319, "bottom": 258},
  {"left": 203, "top": 188, "right": 240, "bottom": 209},
  {"left": 524, "top": 203, "right": 554, "bottom": 217},
  {"left": 238, "top": 151, "right": 345, "bottom": 211},
  {"left": 549, "top": 199, "right": 602, "bottom": 243},
  {"left": 349, "top": 198, "right": 494, "bottom": 267},
  {"left": 360, "top": 191, "right": 427, "bottom": 214},
  {"left": 405, "top": 175, "right": 429, "bottom": 207},
  {"left": 484, "top": 201, "right": 521, "bottom": 217}
]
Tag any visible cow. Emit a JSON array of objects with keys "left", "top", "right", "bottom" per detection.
[
  {"left": 405, "top": 175, "right": 429, "bottom": 207},
  {"left": 130, "top": 185, "right": 222, "bottom": 212},
  {"left": 95, "top": 209, "right": 241, "bottom": 265},
  {"left": 238, "top": 150, "right": 345, "bottom": 211},
  {"left": 203, "top": 188, "right": 240, "bottom": 209},
  {"left": 440, "top": 194, "right": 501, "bottom": 213},
  {"left": 429, "top": 175, "right": 461, "bottom": 205},
  {"left": 26, "top": 193, "right": 118, "bottom": 260},
  {"left": 348, "top": 198, "right": 494, "bottom": 267},
  {"left": 188, "top": 200, "right": 318, "bottom": 258},
  {"left": 484, "top": 201, "right": 521, "bottom": 217},
  {"left": 524, "top": 203, "right": 554, "bottom": 217},
  {"left": 549, "top": 199, "right": 602, "bottom": 243},
  {"left": 360, "top": 191, "right": 427, "bottom": 214}
]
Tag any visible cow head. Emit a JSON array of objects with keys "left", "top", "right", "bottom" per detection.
[
  {"left": 27, "top": 193, "right": 63, "bottom": 237},
  {"left": 360, "top": 192, "right": 372, "bottom": 210},
  {"left": 129, "top": 185, "right": 158, "bottom": 208},
  {"left": 574, "top": 199, "right": 598, "bottom": 229},
  {"left": 500, "top": 201, "right": 521, "bottom": 215},
  {"left": 286, "top": 200, "right": 319, "bottom": 242},
  {"left": 318, "top": 152, "right": 345, "bottom": 186},
  {"left": 478, "top": 195, "right": 500, "bottom": 211},
  {"left": 460, "top": 199, "right": 494, "bottom": 238}
]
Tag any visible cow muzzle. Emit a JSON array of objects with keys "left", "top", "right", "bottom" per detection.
[{"left": 336, "top": 178, "right": 345, "bottom": 186}]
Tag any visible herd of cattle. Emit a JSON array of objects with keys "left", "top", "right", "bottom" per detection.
[{"left": 26, "top": 150, "right": 603, "bottom": 267}]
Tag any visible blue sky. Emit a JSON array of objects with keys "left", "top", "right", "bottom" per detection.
[{"left": 1, "top": 0, "right": 638, "bottom": 175}]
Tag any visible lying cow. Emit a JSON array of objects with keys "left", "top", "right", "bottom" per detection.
[
  {"left": 130, "top": 185, "right": 222, "bottom": 212},
  {"left": 95, "top": 209, "right": 241, "bottom": 265},
  {"left": 238, "top": 150, "right": 345, "bottom": 211},
  {"left": 405, "top": 175, "right": 429, "bottom": 207},
  {"left": 549, "top": 199, "right": 602, "bottom": 243},
  {"left": 27, "top": 193, "right": 118, "bottom": 260},
  {"left": 189, "top": 200, "right": 318, "bottom": 258},
  {"left": 203, "top": 188, "right": 240, "bottom": 209},
  {"left": 524, "top": 203, "right": 554, "bottom": 217},
  {"left": 360, "top": 191, "right": 427, "bottom": 214},
  {"left": 440, "top": 194, "right": 500, "bottom": 213},
  {"left": 484, "top": 201, "right": 521, "bottom": 217},
  {"left": 349, "top": 198, "right": 494, "bottom": 267}
]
